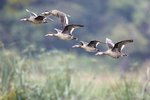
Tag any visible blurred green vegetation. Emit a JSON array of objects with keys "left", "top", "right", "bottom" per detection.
[
  {"left": 0, "top": 0, "right": 150, "bottom": 64},
  {"left": 0, "top": 49, "right": 149, "bottom": 100},
  {"left": 0, "top": 0, "right": 150, "bottom": 99}
]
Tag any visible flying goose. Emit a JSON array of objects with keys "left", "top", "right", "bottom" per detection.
[
  {"left": 45, "top": 24, "right": 84, "bottom": 40},
  {"left": 42, "top": 10, "right": 70, "bottom": 27},
  {"left": 95, "top": 38, "right": 133, "bottom": 58},
  {"left": 20, "top": 9, "right": 53, "bottom": 24},
  {"left": 72, "top": 40, "right": 105, "bottom": 52}
]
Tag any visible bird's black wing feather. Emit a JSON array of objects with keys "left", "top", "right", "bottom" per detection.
[{"left": 112, "top": 40, "right": 133, "bottom": 52}]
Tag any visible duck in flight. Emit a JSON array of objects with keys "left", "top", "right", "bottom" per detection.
[
  {"left": 20, "top": 9, "right": 53, "bottom": 24},
  {"left": 42, "top": 10, "right": 70, "bottom": 28},
  {"left": 45, "top": 24, "right": 84, "bottom": 40},
  {"left": 72, "top": 40, "right": 106, "bottom": 52},
  {"left": 95, "top": 38, "right": 133, "bottom": 58}
]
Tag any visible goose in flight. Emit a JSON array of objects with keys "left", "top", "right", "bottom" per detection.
[
  {"left": 42, "top": 10, "right": 70, "bottom": 27},
  {"left": 72, "top": 40, "right": 105, "bottom": 52},
  {"left": 45, "top": 24, "right": 84, "bottom": 40},
  {"left": 20, "top": 9, "right": 53, "bottom": 24},
  {"left": 95, "top": 38, "right": 133, "bottom": 58}
]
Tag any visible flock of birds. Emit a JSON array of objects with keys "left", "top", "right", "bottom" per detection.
[{"left": 20, "top": 9, "right": 133, "bottom": 59}]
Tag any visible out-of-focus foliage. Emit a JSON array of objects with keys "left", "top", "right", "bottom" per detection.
[
  {"left": 0, "top": 0, "right": 150, "bottom": 99},
  {"left": 0, "top": 49, "right": 149, "bottom": 100}
]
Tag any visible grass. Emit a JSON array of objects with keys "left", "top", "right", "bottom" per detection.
[{"left": 0, "top": 48, "right": 149, "bottom": 100}]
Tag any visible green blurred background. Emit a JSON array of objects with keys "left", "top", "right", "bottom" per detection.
[
  {"left": 1, "top": 0, "right": 150, "bottom": 70},
  {"left": 0, "top": 0, "right": 150, "bottom": 100}
]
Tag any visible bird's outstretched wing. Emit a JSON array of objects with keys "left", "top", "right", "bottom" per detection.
[
  {"left": 62, "top": 24, "right": 84, "bottom": 34},
  {"left": 26, "top": 9, "right": 37, "bottom": 17},
  {"left": 87, "top": 40, "right": 105, "bottom": 48},
  {"left": 112, "top": 40, "right": 133, "bottom": 52},
  {"left": 60, "top": 16, "right": 69, "bottom": 26},
  {"left": 34, "top": 16, "right": 45, "bottom": 21},
  {"left": 106, "top": 38, "right": 114, "bottom": 49}
]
